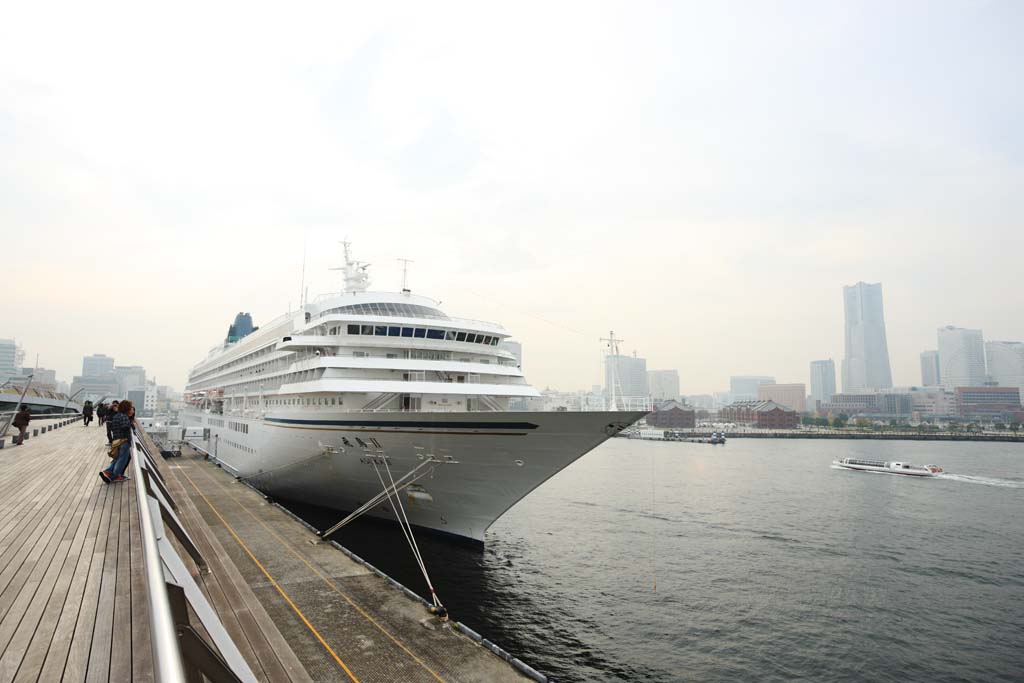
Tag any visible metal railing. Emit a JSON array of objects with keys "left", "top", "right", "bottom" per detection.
[{"left": 130, "top": 431, "right": 258, "bottom": 682}]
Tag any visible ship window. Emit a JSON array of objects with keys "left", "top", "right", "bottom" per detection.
[
  {"left": 445, "top": 330, "right": 456, "bottom": 341},
  {"left": 456, "top": 332, "right": 466, "bottom": 342},
  {"left": 466, "top": 334, "right": 477, "bottom": 343},
  {"left": 373, "top": 326, "right": 386, "bottom": 336},
  {"left": 427, "top": 329, "right": 444, "bottom": 340},
  {"left": 348, "top": 325, "right": 360, "bottom": 335},
  {"left": 361, "top": 325, "right": 373, "bottom": 335},
  {"left": 491, "top": 338, "right": 499, "bottom": 345},
  {"left": 388, "top": 326, "right": 401, "bottom": 336},
  {"left": 401, "top": 327, "right": 413, "bottom": 337},
  {"left": 413, "top": 328, "right": 426, "bottom": 338}
]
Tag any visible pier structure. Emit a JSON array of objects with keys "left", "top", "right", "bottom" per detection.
[{"left": 0, "top": 419, "right": 536, "bottom": 681}]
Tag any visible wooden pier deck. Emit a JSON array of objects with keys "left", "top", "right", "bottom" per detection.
[{"left": 0, "top": 422, "right": 533, "bottom": 682}]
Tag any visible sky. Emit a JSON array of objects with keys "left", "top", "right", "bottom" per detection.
[{"left": 1, "top": 1, "right": 1022, "bottom": 395}]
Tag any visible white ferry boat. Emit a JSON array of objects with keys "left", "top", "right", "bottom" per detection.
[
  {"left": 834, "top": 457, "right": 943, "bottom": 477},
  {"left": 183, "top": 244, "right": 646, "bottom": 544}
]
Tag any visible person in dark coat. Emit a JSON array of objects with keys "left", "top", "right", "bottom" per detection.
[
  {"left": 12, "top": 405, "right": 31, "bottom": 445},
  {"left": 100, "top": 400, "right": 135, "bottom": 483},
  {"left": 96, "top": 402, "right": 107, "bottom": 425},
  {"left": 82, "top": 400, "right": 94, "bottom": 426},
  {"left": 105, "top": 400, "right": 120, "bottom": 444}
]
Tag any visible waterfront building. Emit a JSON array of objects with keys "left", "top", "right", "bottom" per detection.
[
  {"left": 841, "top": 282, "right": 893, "bottom": 392},
  {"left": 909, "top": 387, "right": 958, "bottom": 419},
  {"left": 70, "top": 374, "right": 121, "bottom": 400},
  {"left": 605, "top": 353, "right": 648, "bottom": 402},
  {"left": 920, "top": 350, "right": 941, "bottom": 387},
  {"left": 646, "top": 400, "right": 696, "bottom": 428},
  {"left": 647, "top": 370, "right": 681, "bottom": 402},
  {"left": 757, "top": 383, "right": 806, "bottom": 412},
  {"left": 719, "top": 400, "right": 799, "bottom": 429},
  {"left": 937, "top": 326, "right": 987, "bottom": 389},
  {"left": 985, "top": 341, "right": 1024, "bottom": 393},
  {"left": 822, "top": 393, "right": 878, "bottom": 415},
  {"left": 82, "top": 354, "right": 115, "bottom": 377},
  {"left": 955, "top": 386, "right": 1024, "bottom": 422},
  {"left": 729, "top": 376, "right": 775, "bottom": 402},
  {"left": 809, "top": 360, "right": 837, "bottom": 409},
  {"left": 499, "top": 340, "right": 523, "bottom": 368}
]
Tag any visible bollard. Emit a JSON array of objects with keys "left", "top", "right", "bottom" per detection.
[
  {"left": 33, "top": 429, "right": 38, "bottom": 437},
  {"left": 0, "top": 438, "right": 4, "bottom": 449}
]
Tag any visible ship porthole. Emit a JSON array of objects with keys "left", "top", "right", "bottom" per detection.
[{"left": 515, "top": 459, "right": 524, "bottom": 467}]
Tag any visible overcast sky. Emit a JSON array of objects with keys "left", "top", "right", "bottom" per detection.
[{"left": 2, "top": 1, "right": 1021, "bottom": 395}]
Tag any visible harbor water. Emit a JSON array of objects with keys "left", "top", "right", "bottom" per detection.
[{"left": 284, "top": 438, "right": 1024, "bottom": 682}]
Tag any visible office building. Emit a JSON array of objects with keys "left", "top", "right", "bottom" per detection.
[
  {"left": 729, "top": 376, "right": 775, "bottom": 402},
  {"left": 937, "top": 326, "right": 987, "bottom": 389},
  {"left": 82, "top": 354, "right": 115, "bottom": 377},
  {"left": 809, "top": 360, "right": 837, "bottom": 409},
  {"left": 605, "top": 353, "right": 648, "bottom": 403},
  {"left": 647, "top": 370, "right": 681, "bottom": 402},
  {"left": 114, "top": 365, "right": 147, "bottom": 395},
  {"left": 841, "top": 282, "right": 893, "bottom": 391},
  {"left": 985, "top": 341, "right": 1024, "bottom": 393},
  {"left": 0, "top": 339, "right": 20, "bottom": 382},
  {"left": 757, "top": 383, "right": 806, "bottom": 412},
  {"left": 920, "top": 350, "right": 941, "bottom": 387},
  {"left": 956, "top": 387, "right": 1024, "bottom": 421},
  {"left": 909, "top": 387, "right": 957, "bottom": 418},
  {"left": 20, "top": 367, "right": 58, "bottom": 390}
]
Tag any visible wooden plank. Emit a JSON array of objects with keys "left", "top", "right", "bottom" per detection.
[
  {"left": 14, "top": 474, "right": 109, "bottom": 682},
  {"left": 50, "top": 474, "right": 116, "bottom": 682},
  {"left": 0, "top": 453, "right": 98, "bottom": 650},
  {"left": 1, "top": 465, "right": 106, "bottom": 682},
  {"left": 83, "top": 480, "right": 122, "bottom": 683},
  {"left": 108, "top": 475, "right": 134, "bottom": 682}
]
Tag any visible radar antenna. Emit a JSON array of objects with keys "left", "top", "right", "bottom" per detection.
[{"left": 330, "top": 239, "right": 372, "bottom": 293}]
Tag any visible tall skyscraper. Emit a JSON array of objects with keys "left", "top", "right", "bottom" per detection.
[
  {"left": 937, "top": 326, "right": 987, "bottom": 389},
  {"left": 920, "top": 350, "right": 941, "bottom": 387},
  {"left": 729, "top": 375, "right": 775, "bottom": 402},
  {"left": 841, "top": 282, "right": 893, "bottom": 392},
  {"left": 809, "top": 359, "right": 837, "bottom": 407},
  {"left": 0, "top": 339, "right": 19, "bottom": 382},
  {"left": 985, "top": 341, "right": 1024, "bottom": 392},
  {"left": 82, "top": 354, "right": 115, "bottom": 377},
  {"left": 605, "top": 353, "right": 648, "bottom": 401},
  {"left": 647, "top": 370, "right": 681, "bottom": 401}
]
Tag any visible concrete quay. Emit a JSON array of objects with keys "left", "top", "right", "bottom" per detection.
[{"left": 0, "top": 420, "right": 538, "bottom": 682}]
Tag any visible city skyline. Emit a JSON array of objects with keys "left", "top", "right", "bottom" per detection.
[{"left": 2, "top": 3, "right": 1022, "bottom": 395}]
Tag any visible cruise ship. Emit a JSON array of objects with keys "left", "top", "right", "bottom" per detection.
[{"left": 183, "top": 245, "right": 645, "bottom": 544}]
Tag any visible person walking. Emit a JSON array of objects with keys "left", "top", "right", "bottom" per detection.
[
  {"left": 105, "top": 400, "right": 120, "bottom": 444},
  {"left": 100, "top": 400, "right": 135, "bottom": 483},
  {"left": 96, "top": 402, "right": 106, "bottom": 425},
  {"left": 12, "top": 405, "right": 31, "bottom": 445},
  {"left": 82, "top": 400, "right": 94, "bottom": 426}
]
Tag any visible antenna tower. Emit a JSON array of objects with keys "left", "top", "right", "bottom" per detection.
[{"left": 397, "top": 258, "right": 414, "bottom": 293}]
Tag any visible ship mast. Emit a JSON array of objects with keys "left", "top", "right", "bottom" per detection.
[{"left": 330, "top": 240, "right": 371, "bottom": 293}]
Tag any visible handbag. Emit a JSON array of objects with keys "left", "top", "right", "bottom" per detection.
[{"left": 108, "top": 438, "right": 127, "bottom": 459}]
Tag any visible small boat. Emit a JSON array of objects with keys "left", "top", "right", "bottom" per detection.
[{"left": 834, "top": 457, "right": 943, "bottom": 477}]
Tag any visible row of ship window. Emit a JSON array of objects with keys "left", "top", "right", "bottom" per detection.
[{"left": 338, "top": 324, "right": 501, "bottom": 345}]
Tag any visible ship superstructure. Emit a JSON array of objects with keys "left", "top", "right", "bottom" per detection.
[{"left": 184, "top": 244, "right": 644, "bottom": 543}]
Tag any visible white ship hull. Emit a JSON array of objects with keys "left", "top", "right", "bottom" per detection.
[{"left": 186, "top": 409, "right": 644, "bottom": 544}]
